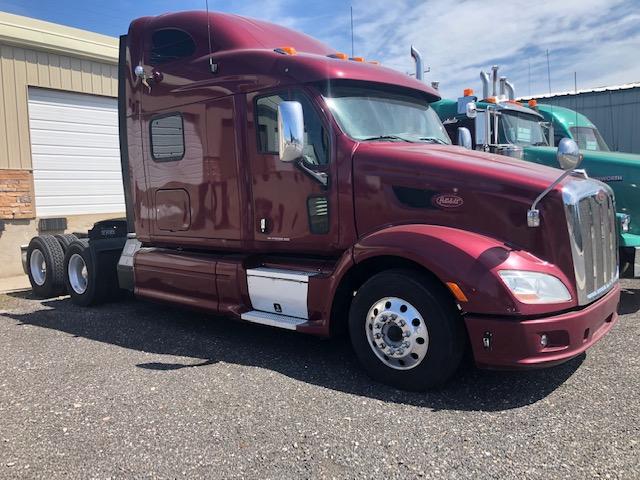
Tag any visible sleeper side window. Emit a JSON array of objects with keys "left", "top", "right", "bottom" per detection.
[
  {"left": 256, "top": 91, "right": 329, "bottom": 166},
  {"left": 150, "top": 114, "right": 185, "bottom": 162},
  {"left": 150, "top": 29, "right": 196, "bottom": 65}
]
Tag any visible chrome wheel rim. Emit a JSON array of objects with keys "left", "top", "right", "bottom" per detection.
[
  {"left": 30, "top": 249, "right": 46, "bottom": 286},
  {"left": 68, "top": 253, "right": 88, "bottom": 295},
  {"left": 365, "top": 296, "right": 429, "bottom": 370}
]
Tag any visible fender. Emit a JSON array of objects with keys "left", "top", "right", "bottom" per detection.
[{"left": 353, "top": 224, "right": 577, "bottom": 317}]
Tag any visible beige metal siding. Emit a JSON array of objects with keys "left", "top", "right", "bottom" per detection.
[{"left": 0, "top": 44, "right": 118, "bottom": 170}]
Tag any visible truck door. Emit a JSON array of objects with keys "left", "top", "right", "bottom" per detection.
[{"left": 246, "top": 88, "right": 339, "bottom": 254}]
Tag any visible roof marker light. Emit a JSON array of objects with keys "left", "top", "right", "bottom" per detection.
[
  {"left": 275, "top": 46, "right": 297, "bottom": 55},
  {"left": 368, "top": 60, "right": 380, "bottom": 65},
  {"left": 328, "top": 52, "right": 348, "bottom": 60},
  {"left": 350, "top": 56, "right": 365, "bottom": 62},
  {"left": 528, "top": 99, "right": 538, "bottom": 108},
  {"left": 463, "top": 88, "right": 474, "bottom": 97},
  {"left": 486, "top": 96, "right": 497, "bottom": 103}
]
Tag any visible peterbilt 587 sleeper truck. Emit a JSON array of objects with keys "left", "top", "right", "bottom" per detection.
[
  {"left": 23, "top": 11, "right": 620, "bottom": 391},
  {"left": 432, "top": 66, "right": 640, "bottom": 278}
]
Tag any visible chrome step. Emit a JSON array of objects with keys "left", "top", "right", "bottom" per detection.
[{"left": 240, "top": 310, "right": 307, "bottom": 330}]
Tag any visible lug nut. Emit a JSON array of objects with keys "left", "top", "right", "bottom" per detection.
[
  {"left": 380, "top": 343, "right": 386, "bottom": 349},
  {"left": 404, "top": 332, "right": 411, "bottom": 338},
  {"left": 374, "top": 333, "right": 382, "bottom": 339},
  {"left": 397, "top": 349, "right": 404, "bottom": 355},
  {"left": 398, "top": 319, "right": 406, "bottom": 327}
]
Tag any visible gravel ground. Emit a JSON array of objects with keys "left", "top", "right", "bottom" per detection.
[{"left": 0, "top": 280, "right": 638, "bottom": 480}]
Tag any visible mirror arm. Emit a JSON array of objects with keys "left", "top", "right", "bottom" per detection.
[{"left": 296, "top": 160, "right": 329, "bottom": 188}]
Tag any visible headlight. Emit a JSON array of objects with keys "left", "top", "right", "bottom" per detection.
[{"left": 498, "top": 270, "right": 571, "bottom": 304}]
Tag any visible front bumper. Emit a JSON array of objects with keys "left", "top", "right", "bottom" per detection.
[{"left": 465, "top": 284, "right": 620, "bottom": 369}]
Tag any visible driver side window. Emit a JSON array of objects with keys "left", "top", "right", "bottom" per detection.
[{"left": 256, "top": 90, "right": 329, "bottom": 166}]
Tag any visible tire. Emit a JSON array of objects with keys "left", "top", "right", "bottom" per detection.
[
  {"left": 348, "top": 269, "right": 465, "bottom": 391},
  {"left": 54, "top": 234, "right": 78, "bottom": 253},
  {"left": 26, "top": 235, "right": 65, "bottom": 298},
  {"left": 63, "top": 240, "right": 111, "bottom": 307}
]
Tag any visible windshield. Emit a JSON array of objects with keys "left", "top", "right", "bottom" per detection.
[
  {"left": 499, "top": 111, "right": 549, "bottom": 146},
  {"left": 323, "top": 85, "right": 451, "bottom": 144},
  {"left": 570, "top": 126, "right": 610, "bottom": 151}
]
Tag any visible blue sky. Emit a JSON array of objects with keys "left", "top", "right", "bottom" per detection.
[{"left": 2, "top": 0, "right": 640, "bottom": 98}]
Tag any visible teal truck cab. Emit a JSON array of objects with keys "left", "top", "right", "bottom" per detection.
[{"left": 431, "top": 64, "right": 640, "bottom": 277}]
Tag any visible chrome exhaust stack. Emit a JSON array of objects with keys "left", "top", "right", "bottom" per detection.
[
  {"left": 410, "top": 46, "right": 424, "bottom": 81},
  {"left": 480, "top": 71, "right": 491, "bottom": 99},
  {"left": 491, "top": 65, "right": 499, "bottom": 97},
  {"left": 505, "top": 79, "right": 515, "bottom": 100}
]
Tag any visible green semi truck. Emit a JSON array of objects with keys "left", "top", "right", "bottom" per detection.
[{"left": 431, "top": 65, "right": 640, "bottom": 277}]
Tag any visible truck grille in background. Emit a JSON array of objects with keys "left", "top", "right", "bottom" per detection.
[{"left": 564, "top": 185, "right": 618, "bottom": 305}]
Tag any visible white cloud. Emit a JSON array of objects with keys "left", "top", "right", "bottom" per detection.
[{"left": 304, "top": 0, "right": 640, "bottom": 99}]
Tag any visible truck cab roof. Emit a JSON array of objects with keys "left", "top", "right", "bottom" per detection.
[
  {"left": 126, "top": 11, "right": 441, "bottom": 109},
  {"left": 534, "top": 104, "right": 596, "bottom": 130}
]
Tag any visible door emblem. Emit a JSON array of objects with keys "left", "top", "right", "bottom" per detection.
[
  {"left": 274, "top": 303, "right": 282, "bottom": 313},
  {"left": 432, "top": 193, "right": 464, "bottom": 209}
]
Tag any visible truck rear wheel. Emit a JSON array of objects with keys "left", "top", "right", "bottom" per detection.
[
  {"left": 54, "top": 233, "right": 78, "bottom": 253},
  {"left": 348, "top": 269, "right": 465, "bottom": 391},
  {"left": 26, "top": 235, "right": 65, "bottom": 298},
  {"left": 63, "top": 240, "right": 111, "bottom": 307}
]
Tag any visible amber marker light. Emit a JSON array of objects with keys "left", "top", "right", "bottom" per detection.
[
  {"left": 275, "top": 46, "right": 297, "bottom": 55},
  {"left": 463, "top": 88, "right": 474, "bottom": 97},
  {"left": 368, "top": 60, "right": 380, "bottom": 65},
  {"left": 485, "top": 97, "right": 497, "bottom": 103},
  {"left": 528, "top": 99, "right": 538, "bottom": 108},
  {"left": 350, "top": 56, "right": 365, "bottom": 62},
  {"left": 446, "top": 282, "right": 469, "bottom": 302},
  {"left": 329, "top": 52, "right": 348, "bottom": 60}
]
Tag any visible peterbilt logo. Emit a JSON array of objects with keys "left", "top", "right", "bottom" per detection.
[{"left": 432, "top": 193, "right": 464, "bottom": 209}]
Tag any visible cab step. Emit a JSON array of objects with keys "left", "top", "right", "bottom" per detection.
[{"left": 240, "top": 310, "right": 307, "bottom": 330}]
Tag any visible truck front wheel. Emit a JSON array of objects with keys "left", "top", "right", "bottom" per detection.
[{"left": 348, "top": 269, "right": 465, "bottom": 391}]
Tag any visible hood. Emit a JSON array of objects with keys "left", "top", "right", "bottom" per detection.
[
  {"left": 524, "top": 146, "right": 640, "bottom": 236},
  {"left": 352, "top": 143, "right": 587, "bottom": 279}
]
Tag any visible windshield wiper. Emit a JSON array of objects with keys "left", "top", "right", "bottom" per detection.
[
  {"left": 532, "top": 142, "right": 548, "bottom": 146},
  {"left": 418, "top": 137, "right": 447, "bottom": 144},
  {"left": 360, "top": 135, "right": 414, "bottom": 143}
]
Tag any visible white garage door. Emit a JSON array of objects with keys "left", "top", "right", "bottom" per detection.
[{"left": 28, "top": 87, "right": 125, "bottom": 217}]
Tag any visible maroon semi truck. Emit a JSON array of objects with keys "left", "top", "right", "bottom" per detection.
[{"left": 23, "top": 11, "right": 620, "bottom": 390}]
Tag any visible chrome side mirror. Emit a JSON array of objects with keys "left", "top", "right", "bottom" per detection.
[
  {"left": 457, "top": 127, "right": 472, "bottom": 150},
  {"left": 277, "top": 101, "right": 304, "bottom": 163},
  {"left": 556, "top": 137, "right": 582, "bottom": 170},
  {"left": 466, "top": 101, "right": 477, "bottom": 119}
]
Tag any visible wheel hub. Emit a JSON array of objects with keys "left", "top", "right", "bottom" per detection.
[
  {"left": 30, "top": 249, "right": 46, "bottom": 286},
  {"left": 366, "top": 296, "right": 429, "bottom": 370},
  {"left": 68, "top": 253, "right": 88, "bottom": 295}
]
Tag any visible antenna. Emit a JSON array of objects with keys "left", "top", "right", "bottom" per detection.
[
  {"left": 205, "top": 0, "right": 216, "bottom": 73},
  {"left": 350, "top": 6, "right": 354, "bottom": 58},
  {"left": 546, "top": 49, "right": 551, "bottom": 95},
  {"left": 574, "top": 71, "right": 578, "bottom": 134}
]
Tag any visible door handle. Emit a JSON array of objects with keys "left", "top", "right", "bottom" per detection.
[{"left": 296, "top": 160, "right": 328, "bottom": 188}]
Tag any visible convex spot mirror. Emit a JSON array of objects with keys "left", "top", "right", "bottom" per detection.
[
  {"left": 277, "top": 101, "right": 305, "bottom": 163},
  {"left": 557, "top": 137, "right": 582, "bottom": 170}
]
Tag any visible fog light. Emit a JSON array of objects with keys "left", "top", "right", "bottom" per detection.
[{"left": 540, "top": 334, "right": 549, "bottom": 347}]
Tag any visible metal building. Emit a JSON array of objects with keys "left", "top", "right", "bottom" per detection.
[
  {"left": 522, "top": 83, "right": 640, "bottom": 154},
  {"left": 0, "top": 11, "right": 122, "bottom": 278}
]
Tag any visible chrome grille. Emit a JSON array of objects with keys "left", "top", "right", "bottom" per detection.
[{"left": 563, "top": 181, "right": 618, "bottom": 305}]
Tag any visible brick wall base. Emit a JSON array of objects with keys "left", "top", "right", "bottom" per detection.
[{"left": 0, "top": 170, "right": 35, "bottom": 220}]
